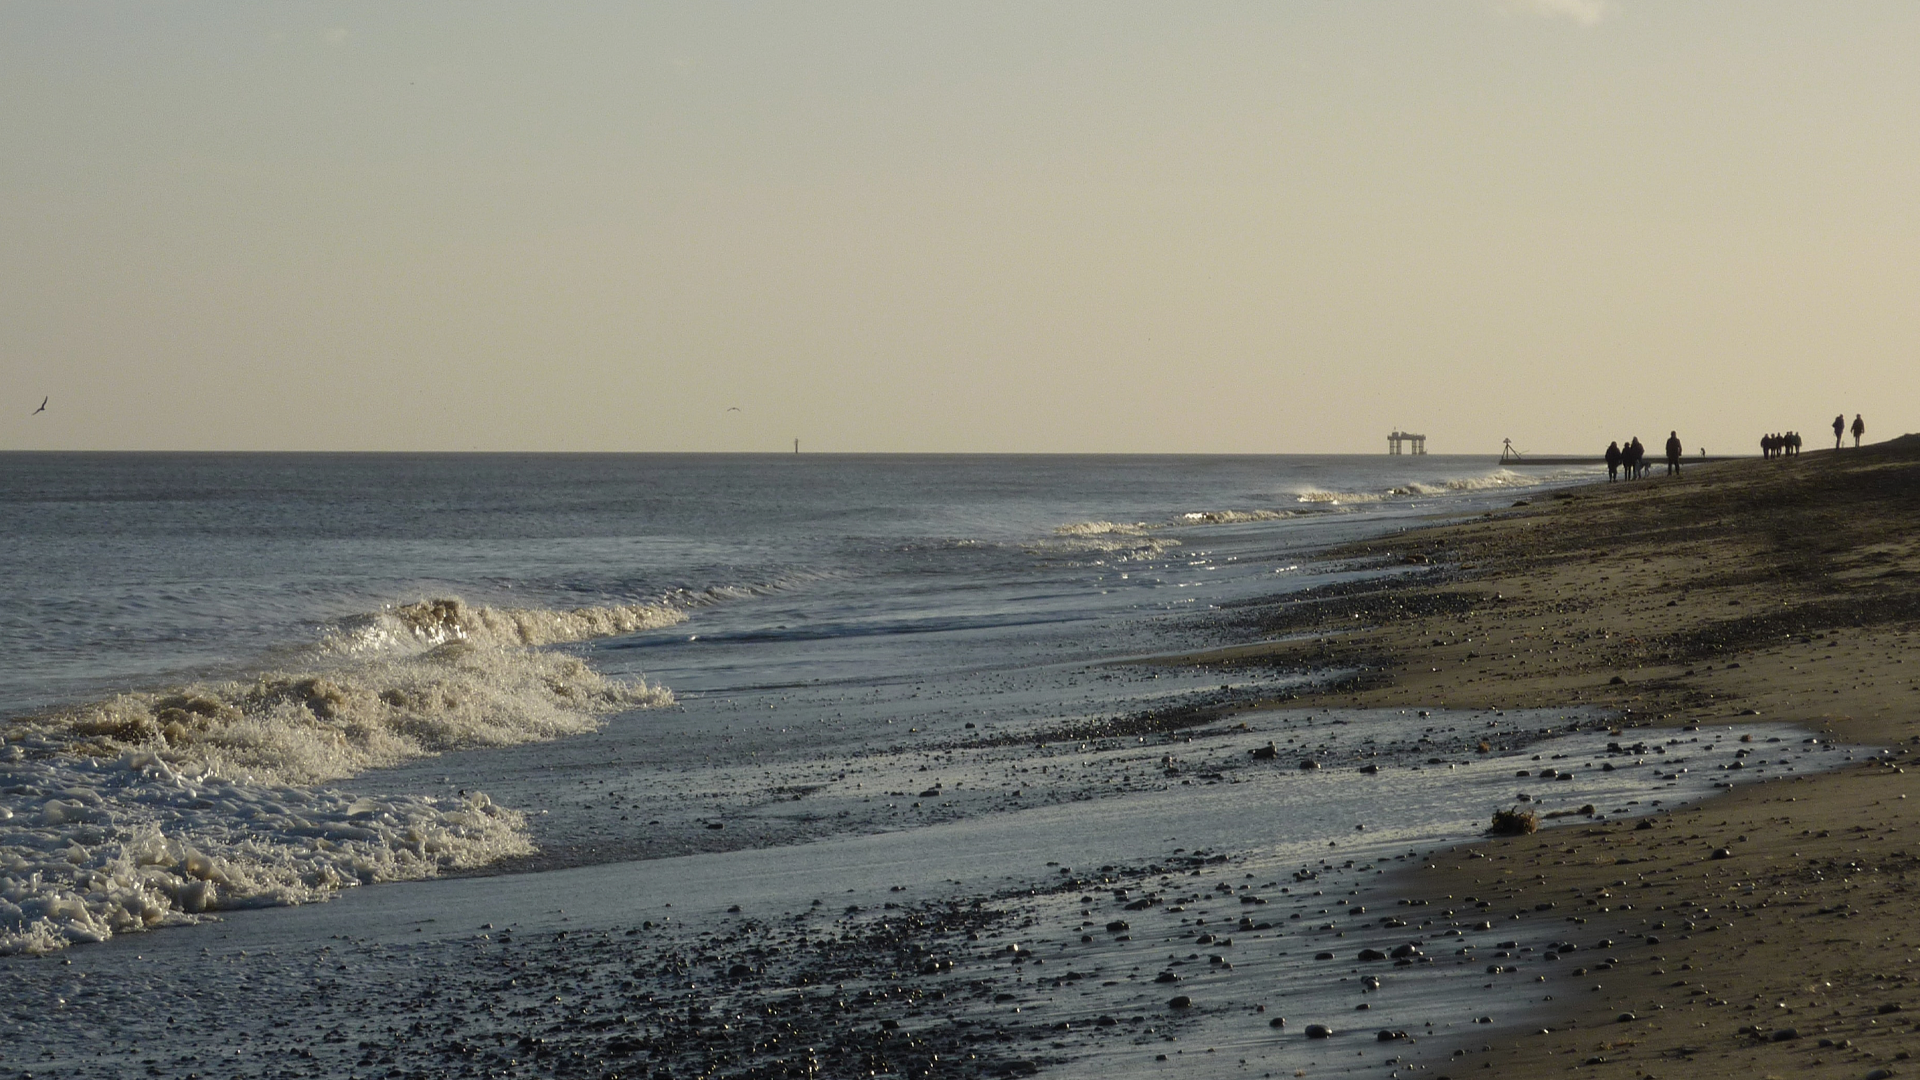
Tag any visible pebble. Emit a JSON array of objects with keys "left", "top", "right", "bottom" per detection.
[{"left": 1305, "top": 1024, "right": 1334, "bottom": 1039}]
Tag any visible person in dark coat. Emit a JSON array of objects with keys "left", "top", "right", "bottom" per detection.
[
  {"left": 1834, "top": 414, "right": 1846, "bottom": 449},
  {"left": 1627, "top": 437, "right": 1646, "bottom": 478},
  {"left": 1665, "top": 431, "right": 1682, "bottom": 474},
  {"left": 1852, "top": 414, "right": 1866, "bottom": 447},
  {"left": 1605, "top": 440, "right": 1622, "bottom": 481}
]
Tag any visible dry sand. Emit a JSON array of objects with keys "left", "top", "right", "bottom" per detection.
[{"left": 1197, "top": 437, "right": 1920, "bottom": 1079}]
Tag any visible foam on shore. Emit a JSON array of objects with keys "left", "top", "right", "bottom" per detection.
[
  {"left": 1039, "top": 521, "right": 1180, "bottom": 560},
  {"left": 1292, "top": 466, "right": 1595, "bottom": 505},
  {"left": 0, "top": 597, "right": 679, "bottom": 954}
]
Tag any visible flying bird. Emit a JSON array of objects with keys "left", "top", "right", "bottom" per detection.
[
  {"left": 725, "top": 406, "right": 742, "bottom": 413},
  {"left": 31, "top": 396, "right": 47, "bottom": 415}
]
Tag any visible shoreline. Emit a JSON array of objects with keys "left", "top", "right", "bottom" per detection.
[
  {"left": 1210, "top": 439, "right": 1920, "bottom": 1078},
  {"left": 6, "top": 448, "right": 1915, "bottom": 1078}
]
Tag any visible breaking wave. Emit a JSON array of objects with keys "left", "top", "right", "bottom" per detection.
[
  {"left": 1053, "top": 520, "right": 1152, "bottom": 537},
  {"left": 324, "top": 596, "right": 689, "bottom": 656},
  {"left": 1054, "top": 467, "right": 1592, "bottom": 533},
  {"left": 1037, "top": 522, "right": 1179, "bottom": 561},
  {"left": 1291, "top": 468, "right": 1581, "bottom": 506},
  {"left": 0, "top": 752, "right": 530, "bottom": 956},
  {"left": 1179, "top": 509, "right": 1298, "bottom": 524},
  {"left": 0, "top": 597, "right": 681, "bottom": 954}
]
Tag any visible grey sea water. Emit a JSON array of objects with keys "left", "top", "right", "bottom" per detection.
[{"left": 5, "top": 452, "right": 1846, "bottom": 1078}]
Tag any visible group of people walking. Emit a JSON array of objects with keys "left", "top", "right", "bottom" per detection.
[
  {"left": 1604, "top": 431, "right": 1685, "bottom": 481},
  {"left": 1764, "top": 414, "right": 1865, "bottom": 459},
  {"left": 1604, "top": 437, "right": 1644, "bottom": 480},
  {"left": 1604, "top": 414, "right": 1869, "bottom": 482}
]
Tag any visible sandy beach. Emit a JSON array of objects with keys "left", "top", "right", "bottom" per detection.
[{"left": 1202, "top": 437, "right": 1920, "bottom": 1078}]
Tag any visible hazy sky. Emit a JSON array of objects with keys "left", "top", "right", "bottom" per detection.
[{"left": 3, "top": 2, "right": 1916, "bottom": 453}]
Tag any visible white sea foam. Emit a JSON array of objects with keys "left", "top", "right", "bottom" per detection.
[
  {"left": 1292, "top": 467, "right": 1585, "bottom": 506},
  {"left": 1052, "top": 520, "right": 1153, "bottom": 537},
  {"left": 1179, "top": 509, "right": 1298, "bottom": 524},
  {"left": 0, "top": 750, "right": 530, "bottom": 955},
  {"left": 0, "top": 597, "right": 679, "bottom": 954},
  {"left": 1292, "top": 488, "right": 1384, "bottom": 505},
  {"left": 1035, "top": 522, "right": 1178, "bottom": 560},
  {"left": 325, "top": 597, "right": 688, "bottom": 656}
]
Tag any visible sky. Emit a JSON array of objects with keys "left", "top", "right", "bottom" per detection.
[{"left": 2, "top": 1, "right": 1916, "bottom": 454}]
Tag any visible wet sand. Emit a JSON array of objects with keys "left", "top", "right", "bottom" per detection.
[{"left": 1199, "top": 437, "right": 1920, "bottom": 1078}]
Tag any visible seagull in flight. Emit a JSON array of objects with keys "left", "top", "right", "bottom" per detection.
[
  {"left": 31, "top": 396, "right": 47, "bottom": 415},
  {"left": 725, "top": 406, "right": 742, "bottom": 413}
]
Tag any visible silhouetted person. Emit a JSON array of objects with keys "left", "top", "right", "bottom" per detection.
[
  {"left": 1852, "top": 414, "right": 1865, "bottom": 447},
  {"left": 1834, "top": 414, "right": 1846, "bottom": 449},
  {"left": 1628, "top": 436, "right": 1646, "bottom": 478},
  {"left": 1665, "top": 431, "right": 1682, "bottom": 474},
  {"left": 1605, "top": 440, "right": 1622, "bottom": 481},
  {"left": 1789, "top": 431, "right": 1801, "bottom": 456},
  {"left": 1760, "top": 433, "right": 1773, "bottom": 459}
]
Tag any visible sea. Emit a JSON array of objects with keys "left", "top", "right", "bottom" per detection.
[{"left": 0, "top": 452, "right": 1847, "bottom": 1079}]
